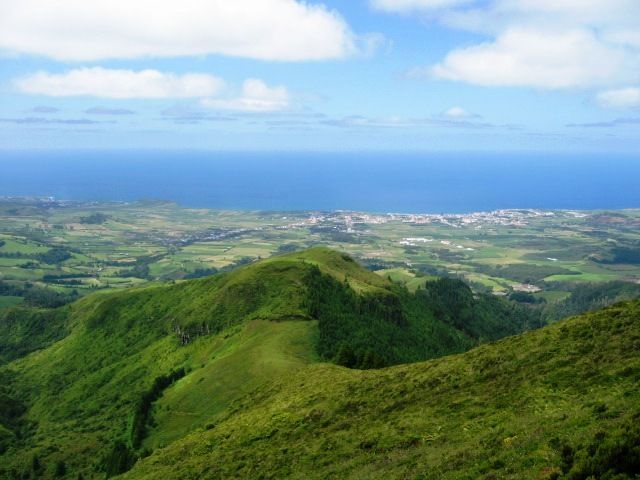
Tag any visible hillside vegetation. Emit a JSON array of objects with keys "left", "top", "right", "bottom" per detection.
[
  {"left": 0, "top": 248, "right": 635, "bottom": 479},
  {"left": 542, "top": 280, "right": 640, "bottom": 322},
  {"left": 124, "top": 300, "right": 640, "bottom": 480}
]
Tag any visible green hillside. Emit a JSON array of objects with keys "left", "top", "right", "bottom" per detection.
[
  {"left": 123, "top": 300, "right": 640, "bottom": 480},
  {"left": 0, "top": 248, "right": 345, "bottom": 476},
  {"left": 0, "top": 248, "right": 635, "bottom": 479}
]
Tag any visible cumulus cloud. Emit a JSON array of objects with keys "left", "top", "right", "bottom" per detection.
[
  {"left": 15, "top": 68, "right": 292, "bottom": 112},
  {"left": 0, "top": 0, "right": 357, "bottom": 61},
  {"left": 391, "top": 0, "right": 640, "bottom": 90},
  {"left": 438, "top": 0, "right": 640, "bottom": 35},
  {"left": 201, "top": 79, "right": 290, "bottom": 112},
  {"left": 430, "top": 28, "right": 631, "bottom": 88},
  {"left": 15, "top": 68, "right": 224, "bottom": 99},
  {"left": 596, "top": 88, "right": 640, "bottom": 109}
]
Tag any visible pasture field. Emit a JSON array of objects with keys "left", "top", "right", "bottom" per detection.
[
  {"left": 1, "top": 198, "right": 640, "bottom": 310},
  {"left": 0, "top": 295, "right": 22, "bottom": 309}
]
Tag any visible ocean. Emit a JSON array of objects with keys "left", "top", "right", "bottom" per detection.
[{"left": 1, "top": 150, "right": 639, "bottom": 213}]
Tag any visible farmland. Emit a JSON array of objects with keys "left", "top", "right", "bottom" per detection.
[{"left": 1, "top": 197, "right": 639, "bottom": 309}]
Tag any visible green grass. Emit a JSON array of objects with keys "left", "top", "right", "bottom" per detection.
[
  {"left": 0, "top": 296, "right": 23, "bottom": 310},
  {"left": 0, "top": 258, "right": 32, "bottom": 267},
  {"left": 0, "top": 248, "right": 387, "bottom": 475},
  {"left": 545, "top": 272, "right": 618, "bottom": 282},
  {"left": 123, "top": 301, "right": 640, "bottom": 480},
  {"left": 146, "top": 319, "right": 318, "bottom": 450},
  {"left": 0, "top": 237, "right": 49, "bottom": 254},
  {"left": 272, "top": 247, "right": 390, "bottom": 294},
  {"left": 534, "top": 290, "right": 571, "bottom": 303},
  {"left": 463, "top": 272, "right": 510, "bottom": 292},
  {"left": 0, "top": 247, "right": 537, "bottom": 478},
  {"left": 374, "top": 268, "right": 434, "bottom": 292},
  {"left": 1, "top": 239, "right": 640, "bottom": 479}
]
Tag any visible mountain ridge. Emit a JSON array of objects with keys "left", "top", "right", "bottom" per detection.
[
  {"left": 0, "top": 248, "right": 635, "bottom": 479},
  {"left": 123, "top": 300, "right": 640, "bottom": 480}
]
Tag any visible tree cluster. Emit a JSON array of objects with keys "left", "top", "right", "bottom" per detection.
[
  {"left": 543, "top": 281, "right": 640, "bottom": 322},
  {"left": 129, "top": 368, "right": 186, "bottom": 449},
  {"left": 0, "top": 247, "right": 73, "bottom": 265},
  {"left": 78, "top": 212, "right": 109, "bottom": 224},
  {"left": 304, "top": 267, "right": 538, "bottom": 370}
]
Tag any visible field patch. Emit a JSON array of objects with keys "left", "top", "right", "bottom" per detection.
[{"left": 0, "top": 295, "right": 23, "bottom": 309}]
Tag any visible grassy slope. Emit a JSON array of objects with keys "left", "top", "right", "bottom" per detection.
[
  {"left": 0, "top": 248, "right": 385, "bottom": 475},
  {"left": 145, "top": 248, "right": 392, "bottom": 448},
  {"left": 145, "top": 319, "right": 318, "bottom": 450},
  {"left": 0, "top": 306, "right": 70, "bottom": 364},
  {"left": 5, "top": 247, "right": 631, "bottom": 479},
  {"left": 374, "top": 268, "right": 436, "bottom": 292},
  {"left": 0, "top": 296, "right": 23, "bottom": 310},
  {"left": 265, "top": 247, "right": 390, "bottom": 294},
  {"left": 123, "top": 301, "right": 640, "bottom": 480}
]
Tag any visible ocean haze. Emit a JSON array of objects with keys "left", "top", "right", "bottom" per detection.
[{"left": 0, "top": 150, "right": 638, "bottom": 213}]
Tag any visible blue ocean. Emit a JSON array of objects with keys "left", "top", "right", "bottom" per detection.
[{"left": 1, "top": 150, "right": 638, "bottom": 213}]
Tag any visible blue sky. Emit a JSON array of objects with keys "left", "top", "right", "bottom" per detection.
[{"left": 1, "top": 0, "right": 640, "bottom": 152}]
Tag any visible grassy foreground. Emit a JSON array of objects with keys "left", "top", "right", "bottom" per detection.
[
  {"left": 124, "top": 301, "right": 640, "bottom": 480},
  {"left": 0, "top": 248, "right": 353, "bottom": 477}
]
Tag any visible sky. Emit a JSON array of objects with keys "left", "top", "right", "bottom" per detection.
[{"left": 1, "top": 0, "right": 640, "bottom": 152}]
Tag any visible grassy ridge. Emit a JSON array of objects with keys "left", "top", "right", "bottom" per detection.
[
  {"left": 145, "top": 319, "right": 318, "bottom": 451},
  {"left": 1, "top": 247, "right": 627, "bottom": 479},
  {"left": 123, "top": 300, "right": 640, "bottom": 480},
  {"left": 0, "top": 248, "right": 397, "bottom": 477}
]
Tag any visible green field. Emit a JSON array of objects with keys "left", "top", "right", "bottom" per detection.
[
  {"left": 2, "top": 199, "right": 640, "bottom": 312},
  {"left": 0, "top": 295, "right": 22, "bottom": 309}
]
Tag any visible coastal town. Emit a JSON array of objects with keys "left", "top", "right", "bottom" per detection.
[{"left": 274, "top": 208, "right": 560, "bottom": 232}]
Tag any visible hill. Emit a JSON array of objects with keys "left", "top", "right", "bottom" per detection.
[
  {"left": 0, "top": 248, "right": 589, "bottom": 479},
  {"left": 124, "top": 300, "right": 640, "bottom": 480}
]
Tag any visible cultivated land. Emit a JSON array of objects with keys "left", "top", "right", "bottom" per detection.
[{"left": 1, "top": 197, "right": 640, "bottom": 310}]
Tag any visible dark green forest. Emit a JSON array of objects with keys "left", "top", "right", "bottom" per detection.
[{"left": 306, "top": 266, "right": 539, "bottom": 369}]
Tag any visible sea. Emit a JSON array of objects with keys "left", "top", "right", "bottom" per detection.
[{"left": 1, "top": 150, "right": 639, "bottom": 213}]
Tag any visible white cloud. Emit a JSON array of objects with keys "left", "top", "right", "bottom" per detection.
[
  {"left": 15, "top": 68, "right": 225, "bottom": 99},
  {"left": 15, "top": 68, "right": 292, "bottom": 111},
  {"left": 597, "top": 88, "right": 640, "bottom": 109},
  {"left": 608, "top": 31, "right": 640, "bottom": 49},
  {"left": 202, "top": 79, "right": 290, "bottom": 112},
  {"left": 389, "top": 0, "right": 640, "bottom": 90},
  {"left": 0, "top": 0, "right": 356, "bottom": 61},
  {"left": 431, "top": 28, "right": 632, "bottom": 88},
  {"left": 371, "top": 0, "right": 469, "bottom": 12},
  {"left": 440, "top": 0, "right": 640, "bottom": 34},
  {"left": 442, "top": 106, "right": 476, "bottom": 118}
]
